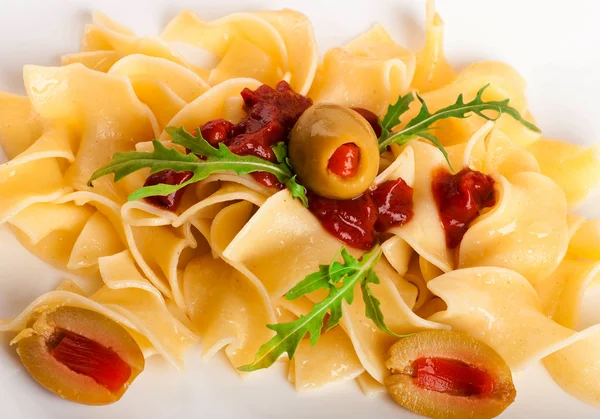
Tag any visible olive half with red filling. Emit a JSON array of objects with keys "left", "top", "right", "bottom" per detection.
[
  {"left": 15, "top": 306, "right": 144, "bottom": 405},
  {"left": 385, "top": 330, "right": 516, "bottom": 419}
]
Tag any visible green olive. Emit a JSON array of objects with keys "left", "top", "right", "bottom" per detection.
[{"left": 289, "top": 104, "right": 380, "bottom": 199}]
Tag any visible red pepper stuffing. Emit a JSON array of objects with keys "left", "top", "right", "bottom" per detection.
[
  {"left": 413, "top": 357, "right": 495, "bottom": 397},
  {"left": 328, "top": 143, "right": 361, "bottom": 178},
  {"left": 432, "top": 168, "right": 496, "bottom": 249},
  {"left": 51, "top": 330, "right": 131, "bottom": 393}
]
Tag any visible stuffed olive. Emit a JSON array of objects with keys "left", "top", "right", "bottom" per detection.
[{"left": 288, "top": 104, "right": 380, "bottom": 199}]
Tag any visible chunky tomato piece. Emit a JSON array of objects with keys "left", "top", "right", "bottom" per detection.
[
  {"left": 328, "top": 143, "right": 361, "bottom": 178},
  {"left": 200, "top": 118, "right": 233, "bottom": 146},
  {"left": 414, "top": 357, "right": 495, "bottom": 397},
  {"left": 240, "top": 80, "right": 313, "bottom": 128},
  {"left": 369, "top": 178, "right": 414, "bottom": 231},
  {"left": 227, "top": 104, "right": 287, "bottom": 161},
  {"left": 228, "top": 81, "right": 313, "bottom": 161},
  {"left": 432, "top": 168, "right": 496, "bottom": 248},
  {"left": 51, "top": 330, "right": 131, "bottom": 393}
]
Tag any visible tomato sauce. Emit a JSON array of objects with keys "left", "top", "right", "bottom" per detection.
[
  {"left": 370, "top": 178, "right": 414, "bottom": 231},
  {"left": 413, "top": 357, "right": 495, "bottom": 397},
  {"left": 144, "top": 81, "right": 312, "bottom": 209},
  {"left": 308, "top": 178, "right": 414, "bottom": 249},
  {"left": 432, "top": 168, "right": 496, "bottom": 249},
  {"left": 143, "top": 169, "right": 193, "bottom": 210},
  {"left": 328, "top": 143, "right": 360, "bottom": 178},
  {"left": 308, "top": 191, "right": 378, "bottom": 250},
  {"left": 200, "top": 119, "right": 234, "bottom": 146},
  {"left": 51, "top": 330, "right": 131, "bottom": 392}
]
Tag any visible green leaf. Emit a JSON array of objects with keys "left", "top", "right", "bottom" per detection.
[
  {"left": 379, "top": 92, "right": 415, "bottom": 141},
  {"left": 378, "top": 84, "right": 541, "bottom": 168},
  {"left": 272, "top": 142, "right": 288, "bottom": 164},
  {"left": 285, "top": 265, "right": 332, "bottom": 301},
  {"left": 88, "top": 127, "right": 309, "bottom": 206},
  {"left": 285, "top": 175, "right": 308, "bottom": 207},
  {"left": 166, "top": 126, "right": 219, "bottom": 158},
  {"left": 239, "top": 246, "right": 383, "bottom": 372},
  {"left": 328, "top": 248, "right": 361, "bottom": 285},
  {"left": 361, "top": 270, "right": 412, "bottom": 339}
]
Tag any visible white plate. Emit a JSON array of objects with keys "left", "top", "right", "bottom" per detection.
[{"left": 1, "top": 0, "right": 599, "bottom": 418}]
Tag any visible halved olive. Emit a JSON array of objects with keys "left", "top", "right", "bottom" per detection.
[
  {"left": 289, "top": 104, "right": 380, "bottom": 199},
  {"left": 15, "top": 306, "right": 144, "bottom": 405},
  {"left": 385, "top": 331, "right": 516, "bottom": 419}
]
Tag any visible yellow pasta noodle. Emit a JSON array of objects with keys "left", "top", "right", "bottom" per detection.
[
  {"left": 411, "top": 0, "right": 455, "bottom": 92},
  {"left": 310, "top": 25, "right": 415, "bottom": 114},
  {"left": 529, "top": 137, "right": 600, "bottom": 207},
  {"left": 429, "top": 267, "right": 575, "bottom": 369},
  {"left": 459, "top": 172, "right": 569, "bottom": 285}
]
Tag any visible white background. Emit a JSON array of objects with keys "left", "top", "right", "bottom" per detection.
[{"left": 0, "top": 0, "right": 599, "bottom": 418}]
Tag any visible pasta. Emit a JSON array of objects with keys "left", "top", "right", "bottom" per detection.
[{"left": 0, "top": 1, "right": 599, "bottom": 417}]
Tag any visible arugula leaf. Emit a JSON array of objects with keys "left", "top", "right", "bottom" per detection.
[
  {"left": 272, "top": 142, "right": 289, "bottom": 164},
  {"left": 328, "top": 248, "right": 360, "bottom": 285},
  {"left": 378, "top": 84, "right": 541, "bottom": 168},
  {"left": 285, "top": 265, "right": 331, "bottom": 300},
  {"left": 88, "top": 127, "right": 309, "bottom": 206},
  {"left": 167, "top": 126, "right": 219, "bottom": 158},
  {"left": 361, "top": 270, "right": 410, "bottom": 339},
  {"left": 271, "top": 142, "right": 308, "bottom": 207},
  {"left": 285, "top": 175, "right": 308, "bottom": 207},
  {"left": 379, "top": 92, "right": 415, "bottom": 142},
  {"left": 240, "top": 245, "right": 406, "bottom": 372}
]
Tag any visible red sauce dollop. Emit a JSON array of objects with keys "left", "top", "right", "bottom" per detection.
[
  {"left": 308, "top": 192, "right": 378, "bottom": 250},
  {"left": 328, "top": 143, "right": 360, "bottom": 178},
  {"left": 51, "top": 330, "right": 131, "bottom": 392},
  {"left": 432, "top": 168, "right": 496, "bottom": 249},
  {"left": 143, "top": 169, "right": 193, "bottom": 210},
  {"left": 370, "top": 178, "right": 414, "bottom": 231},
  {"left": 413, "top": 357, "right": 495, "bottom": 397},
  {"left": 144, "top": 81, "right": 312, "bottom": 209},
  {"left": 308, "top": 178, "right": 414, "bottom": 249}
]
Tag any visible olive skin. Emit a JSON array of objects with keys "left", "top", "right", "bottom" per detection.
[{"left": 289, "top": 104, "right": 380, "bottom": 199}]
